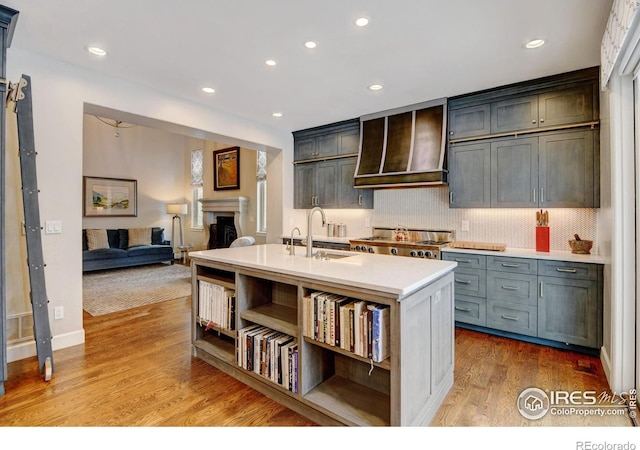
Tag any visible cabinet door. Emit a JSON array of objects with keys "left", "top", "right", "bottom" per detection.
[
  {"left": 538, "top": 276, "right": 599, "bottom": 348},
  {"left": 338, "top": 127, "right": 360, "bottom": 155},
  {"left": 316, "top": 133, "right": 339, "bottom": 159},
  {"left": 491, "top": 95, "right": 538, "bottom": 133},
  {"left": 491, "top": 137, "right": 539, "bottom": 207},
  {"left": 315, "top": 161, "right": 338, "bottom": 208},
  {"left": 294, "top": 163, "right": 315, "bottom": 209},
  {"left": 448, "top": 142, "right": 491, "bottom": 208},
  {"left": 538, "top": 131, "right": 594, "bottom": 207},
  {"left": 448, "top": 104, "right": 491, "bottom": 140},
  {"left": 538, "top": 85, "right": 594, "bottom": 128},
  {"left": 295, "top": 137, "right": 317, "bottom": 161},
  {"left": 337, "top": 158, "right": 373, "bottom": 208}
]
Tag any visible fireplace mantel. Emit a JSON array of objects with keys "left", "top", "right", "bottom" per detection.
[{"left": 199, "top": 196, "right": 248, "bottom": 239}]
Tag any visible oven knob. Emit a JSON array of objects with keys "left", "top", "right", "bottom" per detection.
[
  {"left": 410, "top": 250, "right": 418, "bottom": 257},
  {"left": 368, "top": 247, "right": 375, "bottom": 253},
  {"left": 417, "top": 250, "right": 425, "bottom": 257},
  {"left": 390, "top": 248, "right": 398, "bottom": 255},
  {"left": 354, "top": 245, "right": 361, "bottom": 251},
  {"left": 425, "top": 251, "right": 434, "bottom": 259},
  {"left": 361, "top": 246, "right": 368, "bottom": 252}
]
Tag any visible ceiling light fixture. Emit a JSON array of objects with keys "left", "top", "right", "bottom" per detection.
[
  {"left": 525, "top": 39, "right": 545, "bottom": 49},
  {"left": 265, "top": 59, "right": 277, "bottom": 66},
  {"left": 86, "top": 46, "right": 107, "bottom": 56},
  {"left": 94, "top": 116, "right": 137, "bottom": 138},
  {"left": 355, "top": 17, "right": 369, "bottom": 27},
  {"left": 304, "top": 41, "right": 318, "bottom": 49},
  {"left": 272, "top": 112, "right": 283, "bottom": 118},
  {"left": 368, "top": 84, "right": 383, "bottom": 91},
  {"left": 202, "top": 87, "right": 215, "bottom": 94}
]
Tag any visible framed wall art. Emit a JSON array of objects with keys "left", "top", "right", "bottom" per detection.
[
  {"left": 83, "top": 176, "right": 137, "bottom": 217},
  {"left": 213, "top": 146, "right": 240, "bottom": 191}
]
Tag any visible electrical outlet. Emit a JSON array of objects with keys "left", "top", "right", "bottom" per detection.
[
  {"left": 54, "top": 306, "right": 64, "bottom": 320},
  {"left": 461, "top": 220, "right": 470, "bottom": 232},
  {"left": 365, "top": 218, "right": 371, "bottom": 227}
]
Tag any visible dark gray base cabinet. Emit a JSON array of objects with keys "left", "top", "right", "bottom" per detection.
[{"left": 443, "top": 252, "right": 603, "bottom": 351}]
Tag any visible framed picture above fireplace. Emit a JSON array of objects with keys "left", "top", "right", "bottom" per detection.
[{"left": 213, "top": 146, "right": 240, "bottom": 190}]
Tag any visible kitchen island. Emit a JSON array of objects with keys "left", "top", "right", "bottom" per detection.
[{"left": 189, "top": 243, "right": 457, "bottom": 426}]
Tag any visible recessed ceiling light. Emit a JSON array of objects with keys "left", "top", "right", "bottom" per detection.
[
  {"left": 265, "top": 59, "right": 277, "bottom": 66},
  {"left": 355, "top": 17, "right": 369, "bottom": 27},
  {"left": 86, "top": 46, "right": 107, "bottom": 56},
  {"left": 202, "top": 87, "right": 215, "bottom": 94},
  {"left": 304, "top": 41, "right": 318, "bottom": 49},
  {"left": 525, "top": 39, "right": 545, "bottom": 49},
  {"left": 368, "top": 84, "right": 383, "bottom": 91},
  {"left": 272, "top": 112, "right": 283, "bottom": 118}
]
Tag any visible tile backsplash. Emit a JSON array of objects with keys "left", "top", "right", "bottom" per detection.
[
  {"left": 372, "top": 187, "right": 599, "bottom": 253},
  {"left": 290, "top": 187, "right": 599, "bottom": 253}
]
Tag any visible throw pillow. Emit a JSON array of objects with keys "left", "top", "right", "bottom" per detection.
[
  {"left": 86, "top": 229, "right": 110, "bottom": 250},
  {"left": 128, "top": 227, "right": 152, "bottom": 247}
]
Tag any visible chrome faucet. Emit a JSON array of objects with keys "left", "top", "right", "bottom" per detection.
[
  {"left": 289, "top": 227, "right": 301, "bottom": 255},
  {"left": 306, "top": 206, "right": 327, "bottom": 257}
]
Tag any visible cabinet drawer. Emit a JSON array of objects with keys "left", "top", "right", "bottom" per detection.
[
  {"left": 487, "top": 272, "right": 537, "bottom": 306},
  {"left": 537, "top": 260, "right": 599, "bottom": 281},
  {"left": 453, "top": 269, "right": 486, "bottom": 298},
  {"left": 487, "top": 256, "right": 537, "bottom": 275},
  {"left": 454, "top": 294, "right": 486, "bottom": 327},
  {"left": 443, "top": 252, "right": 486, "bottom": 269},
  {"left": 487, "top": 300, "right": 537, "bottom": 337}
]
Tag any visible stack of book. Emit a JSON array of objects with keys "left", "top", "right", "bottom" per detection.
[
  {"left": 198, "top": 280, "right": 235, "bottom": 330},
  {"left": 302, "top": 291, "right": 390, "bottom": 363},
  {"left": 236, "top": 325, "right": 298, "bottom": 393}
]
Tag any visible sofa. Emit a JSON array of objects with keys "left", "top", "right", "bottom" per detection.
[{"left": 83, "top": 227, "right": 174, "bottom": 272}]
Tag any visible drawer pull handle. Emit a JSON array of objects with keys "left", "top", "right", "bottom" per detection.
[
  {"left": 556, "top": 268, "right": 577, "bottom": 273},
  {"left": 455, "top": 258, "right": 471, "bottom": 263},
  {"left": 501, "top": 285, "right": 520, "bottom": 291},
  {"left": 455, "top": 306, "right": 472, "bottom": 312},
  {"left": 501, "top": 314, "right": 519, "bottom": 321},
  {"left": 501, "top": 263, "right": 520, "bottom": 268},
  {"left": 455, "top": 278, "right": 472, "bottom": 284}
]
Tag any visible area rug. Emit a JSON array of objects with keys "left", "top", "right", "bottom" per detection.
[{"left": 83, "top": 263, "right": 191, "bottom": 316}]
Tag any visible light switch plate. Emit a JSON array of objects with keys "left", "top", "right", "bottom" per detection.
[
  {"left": 45, "top": 220, "right": 62, "bottom": 234},
  {"left": 461, "top": 220, "right": 470, "bottom": 232}
]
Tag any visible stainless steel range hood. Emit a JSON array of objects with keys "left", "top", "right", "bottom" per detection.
[{"left": 354, "top": 98, "right": 448, "bottom": 188}]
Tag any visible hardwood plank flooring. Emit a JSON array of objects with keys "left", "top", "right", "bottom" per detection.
[{"left": 0, "top": 296, "right": 634, "bottom": 428}]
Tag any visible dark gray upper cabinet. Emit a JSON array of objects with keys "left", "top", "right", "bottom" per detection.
[
  {"left": 491, "top": 137, "right": 539, "bottom": 208},
  {"left": 449, "top": 141, "right": 491, "bottom": 207},
  {"left": 293, "top": 119, "right": 373, "bottom": 209},
  {"left": 448, "top": 104, "right": 491, "bottom": 140},
  {"left": 491, "top": 95, "right": 538, "bottom": 134},
  {"left": 448, "top": 67, "right": 600, "bottom": 208}
]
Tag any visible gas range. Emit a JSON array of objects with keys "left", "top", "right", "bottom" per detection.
[{"left": 349, "top": 227, "right": 454, "bottom": 259}]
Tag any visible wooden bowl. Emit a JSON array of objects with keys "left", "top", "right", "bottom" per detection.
[{"left": 568, "top": 239, "right": 593, "bottom": 254}]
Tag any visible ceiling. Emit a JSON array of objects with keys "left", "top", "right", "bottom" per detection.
[{"left": 2, "top": 0, "right": 613, "bottom": 133}]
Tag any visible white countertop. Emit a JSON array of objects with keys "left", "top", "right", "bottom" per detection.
[
  {"left": 441, "top": 246, "right": 605, "bottom": 264},
  {"left": 280, "top": 234, "right": 355, "bottom": 245},
  {"left": 190, "top": 244, "right": 457, "bottom": 298}
]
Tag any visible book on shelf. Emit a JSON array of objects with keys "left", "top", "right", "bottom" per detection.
[
  {"left": 353, "top": 300, "right": 366, "bottom": 356},
  {"left": 198, "top": 280, "right": 235, "bottom": 330},
  {"left": 237, "top": 324, "right": 263, "bottom": 368},
  {"left": 371, "top": 304, "right": 390, "bottom": 363}
]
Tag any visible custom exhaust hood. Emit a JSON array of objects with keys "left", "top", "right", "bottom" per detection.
[{"left": 354, "top": 98, "right": 448, "bottom": 188}]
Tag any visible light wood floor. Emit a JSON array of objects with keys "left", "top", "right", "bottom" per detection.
[{"left": 0, "top": 295, "right": 634, "bottom": 427}]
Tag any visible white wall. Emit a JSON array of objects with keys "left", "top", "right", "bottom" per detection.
[
  {"left": 5, "top": 48, "right": 294, "bottom": 361},
  {"left": 83, "top": 115, "right": 187, "bottom": 235}
]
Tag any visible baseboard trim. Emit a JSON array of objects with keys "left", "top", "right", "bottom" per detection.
[
  {"left": 7, "top": 329, "right": 85, "bottom": 363},
  {"left": 600, "top": 345, "right": 613, "bottom": 388}
]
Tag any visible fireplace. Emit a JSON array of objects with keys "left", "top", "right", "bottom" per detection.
[
  {"left": 209, "top": 216, "right": 237, "bottom": 249},
  {"left": 199, "top": 197, "right": 248, "bottom": 249}
]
